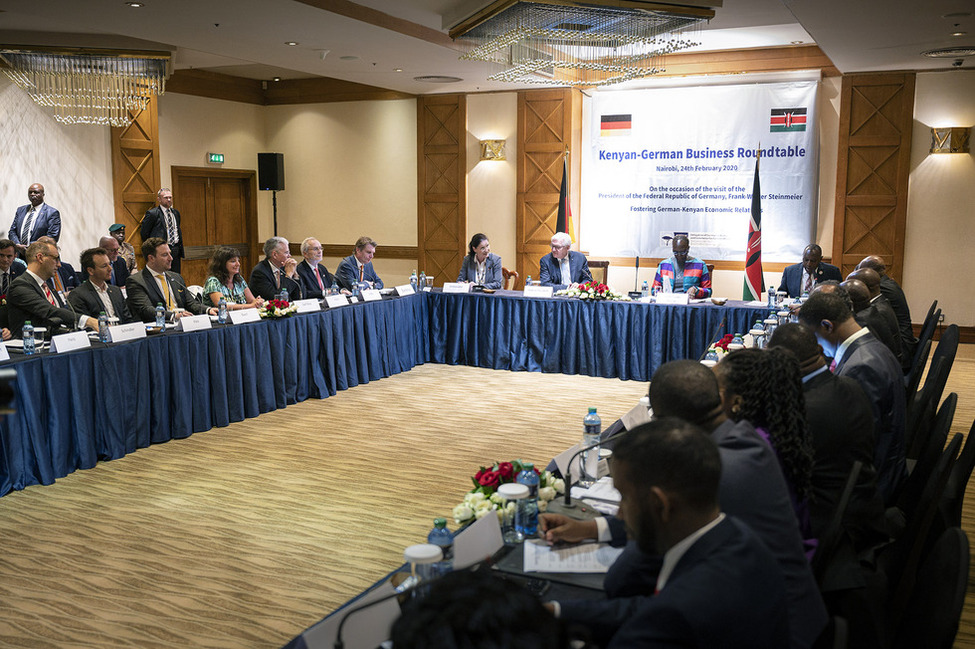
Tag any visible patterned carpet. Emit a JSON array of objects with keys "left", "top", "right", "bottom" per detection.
[{"left": 0, "top": 365, "right": 647, "bottom": 648}]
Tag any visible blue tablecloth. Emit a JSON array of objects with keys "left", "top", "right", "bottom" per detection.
[
  {"left": 0, "top": 295, "right": 428, "bottom": 496},
  {"left": 426, "top": 290, "right": 768, "bottom": 381}
]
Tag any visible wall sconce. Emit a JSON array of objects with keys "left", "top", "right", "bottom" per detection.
[
  {"left": 479, "top": 139, "right": 506, "bottom": 161},
  {"left": 930, "top": 127, "right": 970, "bottom": 154}
]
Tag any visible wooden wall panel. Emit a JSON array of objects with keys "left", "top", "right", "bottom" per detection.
[
  {"left": 110, "top": 96, "right": 161, "bottom": 262},
  {"left": 833, "top": 73, "right": 915, "bottom": 282},
  {"left": 417, "top": 95, "right": 466, "bottom": 284},
  {"left": 516, "top": 89, "right": 582, "bottom": 287}
]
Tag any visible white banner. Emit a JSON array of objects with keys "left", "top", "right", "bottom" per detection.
[{"left": 582, "top": 81, "right": 820, "bottom": 262}]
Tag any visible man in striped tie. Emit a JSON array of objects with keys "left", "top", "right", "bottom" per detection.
[
  {"left": 140, "top": 188, "right": 185, "bottom": 274},
  {"left": 8, "top": 183, "right": 62, "bottom": 255},
  {"left": 6, "top": 240, "right": 97, "bottom": 336}
]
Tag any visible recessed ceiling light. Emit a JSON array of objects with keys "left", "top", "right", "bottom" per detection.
[
  {"left": 285, "top": 41, "right": 298, "bottom": 46},
  {"left": 125, "top": 1, "right": 144, "bottom": 6},
  {"left": 340, "top": 55, "right": 359, "bottom": 61},
  {"left": 953, "top": 32, "right": 968, "bottom": 37},
  {"left": 414, "top": 75, "right": 463, "bottom": 83},
  {"left": 790, "top": 40, "right": 803, "bottom": 45},
  {"left": 394, "top": 68, "right": 403, "bottom": 73},
  {"left": 273, "top": 77, "right": 281, "bottom": 82},
  {"left": 943, "top": 12, "right": 973, "bottom": 19},
  {"left": 922, "top": 46, "right": 975, "bottom": 58}
]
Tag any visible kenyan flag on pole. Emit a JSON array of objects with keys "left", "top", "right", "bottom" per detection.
[{"left": 743, "top": 149, "right": 765, "bottom": 301}]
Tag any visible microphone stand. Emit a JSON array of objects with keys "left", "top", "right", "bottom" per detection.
[
  {"left": 557, "top": 427, "right": 633, "bottom": 510},
  {"left": 698, "top": 315, "right": 727, "bottom": 361},
  {"left": 633, "top": 255, "right": 640, "bottom": 293}
]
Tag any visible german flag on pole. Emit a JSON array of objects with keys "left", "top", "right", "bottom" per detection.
[
  {"left": 743, "top": 148, "right": 765, "bottom": 301},
  {"left": 556, "top": 156, "right": 574, "bottom": 242}
]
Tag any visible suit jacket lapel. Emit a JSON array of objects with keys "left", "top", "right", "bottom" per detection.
[{"left": 142, "top": 268, "right": 165, "bottom": 306}]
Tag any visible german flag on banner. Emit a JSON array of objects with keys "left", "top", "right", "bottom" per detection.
[
  {"left": 770, "top": 108, "right": 807, "bottom": 132},
  {"left": 601, "top": 114, "right": 631, "bottom": 137}
]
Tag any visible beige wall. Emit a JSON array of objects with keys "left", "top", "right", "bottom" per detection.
[
  {"left": 0, "top": 76, "right": 115, "bottom": 268},
  {"left": 466, "top": 92, "right": 518, "bottom": 275},
  {"left": 906, "top": 70, "right": 975, "bottom": 327}
]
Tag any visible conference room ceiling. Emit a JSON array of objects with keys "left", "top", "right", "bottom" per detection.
[{"left": 0, "top": 0, "right": 971, "bottom": 96}]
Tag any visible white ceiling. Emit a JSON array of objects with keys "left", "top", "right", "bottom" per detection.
[{"left": 0, "top": 0, "right": 972, "bottom": 95}]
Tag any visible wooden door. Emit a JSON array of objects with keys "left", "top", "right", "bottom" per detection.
[{"left": 170, "top": 167, "right": 259, "bottom": 288}]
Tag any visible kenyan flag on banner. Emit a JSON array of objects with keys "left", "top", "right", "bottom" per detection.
[{"left": 770, "top": 108, "right": 807, "bottom": 132}]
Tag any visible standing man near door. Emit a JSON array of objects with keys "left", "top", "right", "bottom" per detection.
[
  {"left": 141, "top": 188, "right": 184, "bottom": 274},
  {"left": 9, "top": 183, "right": 61, "bottom": 254}
]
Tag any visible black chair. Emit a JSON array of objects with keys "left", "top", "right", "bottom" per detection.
[
  {"left": 813, "top": 616, "right": 849, "bottom": 649},
  {"left": 811, "top": 461, "right": 862, "bottom": 589},
  {"left": 903, "top": 337, "right": 930, "bottom": 397},
  {"left": 891, "top": 527, "right": 969, "bottom": 649},
  {"left": 880, "top": 434, "right": 961, "bottom": 621},
  {"left": 895, "top": 394, "right": 956, "bottom": 522},
  {"left": 909, "top": 301, "right": 940, "bottom": 373},
  {"left": 905, "top": 357, "right": 950, "bottom": 460},
  {"left": 938, "top": 418, "right": 975, "bottom": 530}
]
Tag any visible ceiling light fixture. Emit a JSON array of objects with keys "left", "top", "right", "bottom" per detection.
[
  {"left": 339, "top": 55, "right": 359, "bottom": 61},
  {"left": 450, "top": 0, "right": 713, "bottom": 87},
  {"left": 125, "top": 2, "right": 145, "bottom": 7},
  {"left": 922, "top": 46, "right": 975, "bottom": 58},
  {"left": 952, "top": 32, "right": 967, "bottom": 37},
  {"left": 394, "top": 68, "right": 403, "bottom": 72},
  {"left": 285, "top": 41, "right": 298, "bottom": 46},
  {"left": 273, "top": 76, "right": 281, "bottom": 82},
  {"left": 414, "top": 75, "right": 463, "bottom": 83}
]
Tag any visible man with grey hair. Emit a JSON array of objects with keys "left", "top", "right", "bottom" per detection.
[
  {"left": 539, "top": 232, "right": 591, "bottom": 289},
  {"left": 296, "top": 236, "right": 340, "bottom": 299},
  {"left": 248, "top": 236, "right": 302, "bottom": 301},
  {"left": 141, "top": 187, "right": 184, "bottom": 273},
  {"left": 98, "top": 235, "right": 129, "bottom": 286}
]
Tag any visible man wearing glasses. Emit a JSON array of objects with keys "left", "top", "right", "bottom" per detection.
[
  {"left": 296, "top": 237, "right": 342, "bottom": 299},
  {"left": 6, "top": 240, "right": 97, "bottom": 336},
  {"left": 539, "top": 231, "right": 592, "bottom": 289}
]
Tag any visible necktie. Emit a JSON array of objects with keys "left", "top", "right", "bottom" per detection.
[
  {"left": 52, "top": 271, "right": 65, "bottom": 294},
  {"left": 156, "top": 274, "right": 174, "bottom": 309},
  {"left": 275, "top": 267, "right": 281, "bottom": 289},
  {"left": 314, "top": 266, "right": 324, "bottom": 290},
  {"left": 1, "top": 272, "right": 7, "bottom": 295},
  {"left": 43, "top": 283, "right": 57, "bottom": 306},
  {"left": 803, "top": 271, "right": 813, "bottom": 294},
  {"left": 359, "top": 265, "right": 364, "bottom": 282},
  {"left": 166, "top": 209, "right": 179, "bottom": 244},
  {"left": 829, "top": 358, "right": 837, "bottom": 372},
  {"left": 21, "top": 207, "right": 35, "bottom": 241}
]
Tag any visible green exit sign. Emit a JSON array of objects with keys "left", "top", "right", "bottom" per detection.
[{"left": 208, "top": 152, "right": 225, "bottom": 164}]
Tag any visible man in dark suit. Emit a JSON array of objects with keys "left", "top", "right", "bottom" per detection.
[
  {"left": 141, "top": 188, "right": 184, "bottom": 274},
  {"left": 98, "top": 236, "right": 130, "bottom": 287},
  {"left": 556, "top": 418, "right": 789, "bottom": 649},
  {"left": 542, "top": 360, "right": 828, "bottom": 649},
  {"left": 6, "top": 240, "right": 97, "bottom": 336},
  {"left": 126, "top": 237, "right": 213, "bottom": 322},
  {"left": 0, "top": 238, "right": 28, "bottom": 339},
  {"left": 296, "top": 237, "right": 341, "bottom": 298},
  {"left": 34, "top": 236, "right": 79, "bottom": 300},
  {"left": 9, "top": 184, "right": 61, "bottom": 254},
  {"left": 68, "top": 247, "right": 134, "bottom": 324},
  {"left": 335, "top": 236, "right": 383, "bottom": 290},
  {"left": 538, "top": 231, "right": 591, "bottom": 289},
  {"left": 799, "top": 290, "right": 907, "bottom": 503},
  {"left": 857, "top": 255, "right": 916, "bottom": 364},
  {"left": 249, "top": 236, "right": 303, "bottom": 301},
  {"left": 778, "top": 244, "right": 842, "bottom": 297},
  {"left": 768, "top": 323, "right": 888, "bottom": 591},
  {"left": 843, "top": 277, "right": 903, "bottom": 366}
]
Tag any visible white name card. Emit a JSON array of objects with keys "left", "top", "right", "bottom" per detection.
[
  {"left": 655, "top": 292, "right": 690, "bottom": 305},
  {"left": 361, "top": 289, "right": 382, "bottom": 302},
  {"left": 176, "top": 314, "right": 213, "bottom": 332},
  {"left": 229, "top": 308, "right": 261, "bottom": 324},
  {"left": 523, "top": 285, "right": 554, "bottom": 299},
  {"left": 0, "top": 345, "right": 10, "bottom": 362},
  {"left": 325, "top": 294, "right": 349, "bottom": 309},
  {"left": 443, "top": 282, "right": 472, "bottom": 294},
  {"left": 395, "top": 284, "right": 415, "bottom": 296},
  {"left": 108, "top": 322, "right": 147, "bottom": 343},
  {"left": 51, "top": 330, "right": 92, "bottom": 354},
  {"left": 293, "top": 298, "right": 321, "bottom": 313}
]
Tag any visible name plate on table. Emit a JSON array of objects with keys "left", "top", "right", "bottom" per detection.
[
  {"left": 655, "top": 292, "right": 690, "bottom": 305},
  {"left": 0, "top": 345, "right": 10, "bottom": 361},
  {"left": 325, "top": 294, "right": 349, "bottom": 309},
  {"left": 229, "top": 308, "right": 261, "bottom": 324},
  {"left": 361, "top": 289, "right": 382, "bottom": 302},
  {"left": 442, "top": 282, "right": 471, "bottom": 294},
  {"left": 523, "top": 285, "right": 554, "bottom": 299},
  {"left": 51, "top": 330, "right": 91, "bottom": 354},
  {"left": 108, "top": 322, "right": 147, "bottom": 343},
  {"left": 293, "top": 298, "right": 321, "bottom": 313},
  {"left": 395, "top": 284, "right": 415, "bottom": 296},
  {"left": 176, "top": 314, "right": 212, "bottom": 332}
]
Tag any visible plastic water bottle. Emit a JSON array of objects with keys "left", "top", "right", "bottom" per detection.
[
  {"left": 641, "top": 280, "right": 649, "bottom": 298},
  {"left": 705, "top": 346, "right": 719, "bottom": 363},
  {"left": 98, "top": 312, "right": 109, "bottom": 343},
  {"left": 22, "top": 321, "right": 35, "bottom": 355},
  {"left": 155, "top": 303, "right": 166, "bottom": 328},
  {"left": 768, "top": 290, "right": 775, "bottom": 308},
  {"left": 281, "top": 288, "right": 289, "bottom": 303},
  {"left": 329, "top": 280, "right": 339, "bottom": 297},
  {"left": 515, "top": 463, "right": 539, "bottom": 538},
  {"left": 427, "top": 517, "right": 453, "bottom": 575},
  {"left": 729, "top": 332, "right": 745, "bottom": 351},
  {"left": 218, "top": 298, "right": 227, "bottom": 324},
  {"left": 525, "top": 275, "right": 532, "bottom": 288},
  {"left": 581, "top": 407, "right": 602, "bottom": 487},
  {"left": 419, "top": 270, "right": 426, "bottom": 291}
]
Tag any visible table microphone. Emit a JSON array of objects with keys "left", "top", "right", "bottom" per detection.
[
  {"left": 697, "top": 315, "right": 727, "bottom": 361},
  {"left": 559, "top": 427, "right": 633, "bottom": 509},
  {"left": 633, "top": 255, "right": 640, "bottom": 294}
]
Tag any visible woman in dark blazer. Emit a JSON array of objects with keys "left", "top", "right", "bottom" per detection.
[{"left": 456, "top": 233, "right": 503, "bottom": 289}]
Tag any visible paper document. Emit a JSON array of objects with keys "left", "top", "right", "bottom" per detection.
[
  {"left": 523, "top": 540, "right": 624, "bottom": 574},
  {"left": 570, "top": 476, "right": 620, "bottom": 515}
]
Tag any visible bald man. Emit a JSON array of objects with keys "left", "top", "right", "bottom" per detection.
[
  {"left": 843, "top": 277, "right": 903, "bottom": 366},
  {"left": 857, "top": 255, "right": 916, "bottom": 367},
  {"left": 9, "top": 183, "right": 61, "bottom": 253}
]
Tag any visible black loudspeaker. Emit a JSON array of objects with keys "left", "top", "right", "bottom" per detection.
[{"left": 258, "top": 153, "right": 285, "bottom": 191}]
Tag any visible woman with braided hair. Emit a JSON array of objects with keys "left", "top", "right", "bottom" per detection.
[{"left": 713, "top": 347, "right": 816, "bottom": 549}]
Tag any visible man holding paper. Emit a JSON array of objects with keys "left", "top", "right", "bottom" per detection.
[
  {"left": 651, "top": 235, "right": 711, "bottom": 298},
  {"left": 126, "top": 238, "right": 215, "bottom": 321},
  {"left": 68, "top": 247, "right": 134, "bottom": 324}
]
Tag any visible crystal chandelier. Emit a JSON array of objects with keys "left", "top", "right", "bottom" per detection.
[
  {"left": 452, "top": 1, "right": 712, "bottom": 87},
  {"left": 1, "top": 49, "right": 170, "bottom": 127}
]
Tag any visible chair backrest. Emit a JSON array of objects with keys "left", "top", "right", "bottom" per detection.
[
  {"left": 905, "top": 357, "right": 949, "bottom": 460},
  {"left": 904, "top": 337, "right": 931, "bottom": 404},
  {"left": 900, "top": 392, "right": 956, "bottom": 511},
  {"left": 706, "top": 263, "right": 715, "bottom": 278},
  {"left": 811, "top": 461, "right": 862, "bottom": 588},
  {"left": 928, "top": 324, "right": 959, "bottom": 390},
  {"left": 501, "top": 267, "right": 518, "bottom": 290},
  {"left": 911, "top": 306, "right": 941, "bottom": 372},
  {"left": 187, "top": 284, "right": 205, "bottom": 300},
  {"left": 892, "top": 527, "right": 969, "bottom": 649},
  {"left": 588, "top": 260, "right": 609, "bottom": 286},
  {"left": 939, "top": 417, "right": 975, "bottom": 529}
]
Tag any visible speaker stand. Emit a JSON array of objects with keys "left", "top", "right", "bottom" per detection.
[{"left": 272, "top": 190, "right": 278, "bottom": 236}]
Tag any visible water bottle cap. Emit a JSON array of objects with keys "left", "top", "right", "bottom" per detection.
[
  {"left": 433, "top": 517, "right": 447, "bottom": 528},
  {"left": 497, "top": 483, "right": 529, "bottom": 499},
  {"left": 521, "top": 461, "right": 534, "bottom": 470},
  {"left": 404, "top": 544, "right": 442, "bottom": 564},
  {"left": 588, "top": 407, "right": 597, "bottom": 414}
]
